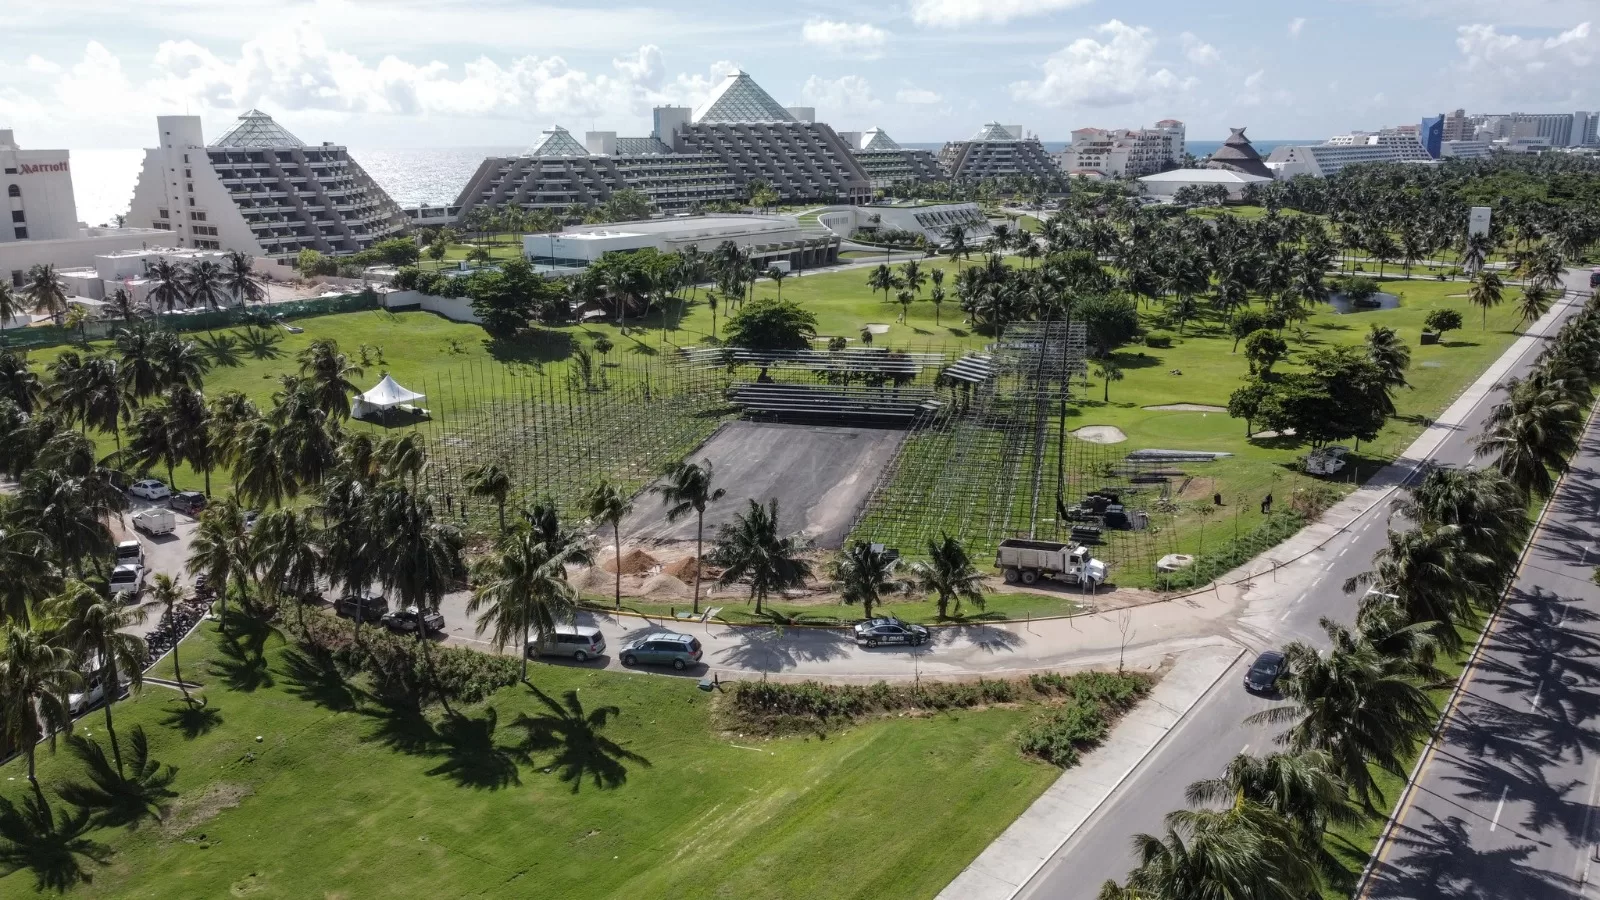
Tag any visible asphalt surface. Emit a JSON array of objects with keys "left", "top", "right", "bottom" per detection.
[
  {"left": 1362, "top": 402, "right": 1600, "bottom": 897},
  {"left": 1017, "top": 273, "right": 1597, "bottom": 900},
  {"left": 616, "top": 420, "right": 904, "bottom": 550}
]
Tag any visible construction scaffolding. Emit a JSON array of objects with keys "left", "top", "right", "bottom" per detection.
[{"left": 405, "top": 351, "right": 730, "bottom": 532}]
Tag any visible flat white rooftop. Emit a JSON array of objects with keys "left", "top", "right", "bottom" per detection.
[{"left": 561, "top": 215, "right": 797, "bottom": 237}]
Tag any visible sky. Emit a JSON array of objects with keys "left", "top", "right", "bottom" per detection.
[{"left": 0, "top": 0, "right": 1596, "bottom": 149}]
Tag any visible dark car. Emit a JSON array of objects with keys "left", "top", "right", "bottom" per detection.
[
  {"left": 335, "top": 592, "right": 389, "bottom": 622},
  {"left": 1244, "top": 650, "right": 1286, "bottom": 693},
  {"left": 382, "top": 606, "right": 446, "bottom": 635},
  {"left": 853, "top": 617, "right": 930, "bottom": 648},
  {"left": 170, "top": 491, "right": 208, "bottom": 515}
]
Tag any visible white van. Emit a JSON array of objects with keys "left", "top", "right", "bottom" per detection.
[{"left": 529, "top": 625, "right": 606, "bottom": 662}]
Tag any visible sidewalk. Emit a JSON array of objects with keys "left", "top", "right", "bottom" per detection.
[{"left": 937, "top": 644, "right": 1244, "bottom": 900}]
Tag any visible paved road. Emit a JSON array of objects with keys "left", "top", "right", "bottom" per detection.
[
  {"left": 1016, "top": 272, "right": 1596, "bottom": 899},
  {"left": 1361, "top": 402, "right": 1600, "bottom": 897}
]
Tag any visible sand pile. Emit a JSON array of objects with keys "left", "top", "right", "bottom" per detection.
[
  {"left": 662, "top": 556, "right": 714, "bottom": 581},
  {"left": 637, "top": 573, "right": 691, "bottom": 599},
  {"left": 602, "top": 548, "right": 659, "bottom": 575}
]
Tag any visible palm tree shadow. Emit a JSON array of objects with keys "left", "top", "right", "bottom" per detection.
[
  {"left": 513, "top": 686, "right": 650, "bottom": 793},
  {"left": 55, "top": 730, "right": 178, "bottom": 831},
  {"left": 0, "top": 793, "right": 112, "bottom": 892},
  {"left": 159, "top": 696, "right": 223, "bottom": 739},
  {"left": 210, "top": 616, "right": 277, "bottom": 692},
  {"left": 359, "top": 684, "right": 438, "bottom": 756},
  {"left": 238, "top": 327, "right": 284, "bottom": 360},
  {"left": 425, "top": 707, "right": 529, "bottom": 790},
  {"left": 280, "top": 645, "right": 359, "bottom": 712}
]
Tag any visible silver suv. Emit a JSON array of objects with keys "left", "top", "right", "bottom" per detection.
[{"left": 620, "top": 632, "right": 703, "bottom": 671}]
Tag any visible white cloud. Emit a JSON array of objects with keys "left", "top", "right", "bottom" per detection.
[
  {"left": 895, "top": 87, "right": 943, "bottom": 104},
  {"left": 1238, "top": 69, "right": 1291, "bottom": 108},
  {"left": 1180, "top": 32, "right": 1220, "bottom": 65},
  {"left": 1454, "top": 21, "right": 1597, "bottom": 99},
  {"left": 24, "top": 55, "right": 61, "bottom": 75},
  {"left": 801, "top": 19, "right": 890, "bottom": 58},
  {"left": 12, "top": 27, "right": 751, "bottom": 132},
  {"left": 1010, "top": 20, "right": 1195, "bottom": 108},
  {"left": 800, "top": 74, "right": 881, "bottom": 113},
  {"left": 1288, "top": 17, "right": 1307, "bottom": 37},
  {"left": 909, "top": 0, "right": 1094, "bottom": 28}
]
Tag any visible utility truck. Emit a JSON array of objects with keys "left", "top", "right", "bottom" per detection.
[
  {"left": 131, "top": 507, "right": 175, "bottom": 536},
  {"left": 996, "top": 539, "right": 1108, "bottom": 587}
]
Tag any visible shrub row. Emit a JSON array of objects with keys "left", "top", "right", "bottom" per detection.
[
  {"left": 727, "top": 670, "right": 1152, "bottom": 755},
  {"left": 294, "top": 613, "right": 520, "bottom": 705}
]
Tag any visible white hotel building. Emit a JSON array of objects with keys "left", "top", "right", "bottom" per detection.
[
  {"left": 1, "top": 128, "right": 168, "bottom": 292},
  {"left": 128, "top": 110, "right": 409, "bottom": 264},
  {"left": 1053, "top": 120, "right": 1186, "bottom": 179},
  {"left": 1266, "top": 129, "right": 1434, "bottom": 178}
]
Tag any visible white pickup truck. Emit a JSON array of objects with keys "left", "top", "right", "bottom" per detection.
[{"left": 996, "top": 539, "right": 1108, "bottom": 587}]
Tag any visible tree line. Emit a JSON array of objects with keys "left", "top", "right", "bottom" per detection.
[{"left": 1096, "top": 292, "right": 1600, "bottom": 898}]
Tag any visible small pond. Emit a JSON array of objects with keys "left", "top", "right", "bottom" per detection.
[{"left": 1328, "top": 291, "right": 1400, "bottom": 314}]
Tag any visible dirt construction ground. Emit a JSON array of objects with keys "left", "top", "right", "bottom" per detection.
[{"left": 619, "top": 421, "right": 905, "bottom": 550}]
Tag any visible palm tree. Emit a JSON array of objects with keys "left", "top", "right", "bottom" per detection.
[
  {"left": 866, "top": 263, "right": 900, "bottom": 304},
  {"left": 152, "top": 331, "right": 210, "bottom": 392},
  {"left": 296, "top": 339, "right": 363, "bottom": 420},
  {"left": 377, "top": 432, "right": 426, "bottom": 486},
  {"left": 832, "top": 541, "right": 906, "bottom": 622},
  {"left": 187, "top": 500, "right": 253, "bottom": 629},
  {"left": 126, "top": 404, "right": 181, "bottom": 488},
  {"left": 114, "top": 327, "right": 163, "bottom": 402},
  {"left": 765, "top": 266, "right": 788, "bottom": 302},
  {"left": 1343, "top": 523, "right": 1491, "bottom": 649},
  {"left": 464, "top": 462, "right": 513, "bottom": 532},
  {"left": 0, "top": 350, "right": 42, "bottom": 413},
  {"left": 908, "top": 534, "right": 987, "bottom": 619},
  {"left": 895, "top": 287, "right": 915, "bottom": 324},
  {"left": 231, "top": 420, "right": 297, "bottom": 509},
  {"left": 1364, "top": 323, "right": 1411, "bottom": 394},
  {"left": 105, "top": 288, "right": 145, "bottom": 325},
  {"left": 1515, "top": 284, "right": 1555, "bottom": 333},
  {"left": 711, "top": 499, "right": 812, "bottom": 616},
  {"left": 930, "top": 285, "right": 947, "bottom": 326},
  {"left": 24, "top": 264, "right": 68, "bottom": 325},
  {"left": 222, "top": 251, "right": 267, "bottom": 307},
  {"left": 468, "top": 527, "right": 580, "bottom": 682},
  {"left": 0, "top": 522, "right": 53, "bottom": 624},
  {"left": 183, "top": 260, "right": 230, "bottom": 312},
  {"left": 584, "top": 480, "right": 633, "bottom": 611},
  {"left": 1092, "top": 358, "right": 1125, "bottom": 402},
  {"left": 12, "top": 466, "right": 120, "bottom": 576},
  {"left": 44, "top": 580, "right": 148, "bottom": 775},
  {"left": 1247, "top": 618, "right": 1439, "bottom": 811},
  {"left": 78, "top": 355, "right": 129, "bottom": 453},
  {"left": 1475, "top": 375, "right": 1582, "bottom": 499},
  {"left": 251, "top": 508, "right": 322, "bottom": 633},
  {"left": 1101, "top": 799, "right": 1319, "bottom": 900},
  {"left": 0, "top": 624, "right": 80, "bottom": 802},
  {"left": 144, "top": 574, "right": 193, "bottom": 704},
  {"left": 168, "top": 386, "right": 216, "bottom": 495},
  {"left": 1185, "top": 750, "right": 1359, "bottom": 852},
  {"left": 900, "top": 258, "right": 927, "bottom": 299},
  {"left": 373, "top": 485, "right": 462, "bottom": 708},
  {"left": 1392, "top": 465, "right": 1524, "bottom": 579},
  {"left": 1468, "top": 270, "right": 1504, "bottom": 330},
  {"left": 143, "top": 260, "right": 189, "bottom": 317},
  {"left": 0, "top": 280, "right": 21, "bottom": 335},
  {"left": 651, "top": 460, "right": 726, "bottom": 615}
]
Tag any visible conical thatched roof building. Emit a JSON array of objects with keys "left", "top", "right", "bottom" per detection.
[{"left": 1204, "top": 128, "right": 1273, "bottom": 179}]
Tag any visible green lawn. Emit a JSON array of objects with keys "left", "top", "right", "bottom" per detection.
[{"left": 0, "top": 623, "right": 1062, "bottom": 898}]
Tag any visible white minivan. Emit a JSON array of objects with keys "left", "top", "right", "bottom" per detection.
[{"left": 529, "top": 625, "right": 606, "bottom": 662}]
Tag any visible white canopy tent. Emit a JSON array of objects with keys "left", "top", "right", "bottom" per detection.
[{"left": 352, "top": 374, "right": 426, "bottom": 419}]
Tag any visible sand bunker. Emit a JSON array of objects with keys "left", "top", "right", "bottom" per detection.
[
  {"left": 1144, "top": 404, "right": 1226, "bottom": 412},
  {"left": 602, "top": 548, "right": 660, "bottom": 575},
  {"left": 1072, "top": 425, "right": 1128, "bottom": 444}
]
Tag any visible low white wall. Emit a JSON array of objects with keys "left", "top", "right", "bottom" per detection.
[{"left": 383, "top": 289, "right": 481, "bottom": 324}]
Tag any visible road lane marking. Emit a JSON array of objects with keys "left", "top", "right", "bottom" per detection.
[
  {"left": 1490, "top": 786, "right": 1509, "bottom": 832},
  {"left": 1338, "top": 546, "right": 1350, "bottom": 558},
  {"left": 1576, "top": 754, "right": 1600, "bottom": 886},
  {"left": 1530, "top": 680, "right": 1545, "bottom": 712}
]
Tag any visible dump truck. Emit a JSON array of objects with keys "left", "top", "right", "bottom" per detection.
[{"left": 995, "top": 539, "right": 1108, "bottom": 587}]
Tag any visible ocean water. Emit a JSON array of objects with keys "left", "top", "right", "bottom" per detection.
[{"left": 67, "top": 140, "right": 1321, "bottom": 226}]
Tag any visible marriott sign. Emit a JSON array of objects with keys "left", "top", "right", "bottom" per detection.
[{"left": 19, "top": 161, "right": 68, "bottom": 175}]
